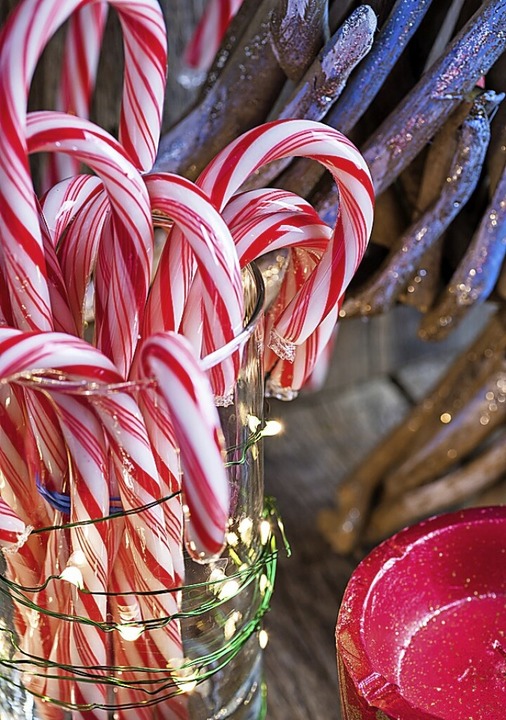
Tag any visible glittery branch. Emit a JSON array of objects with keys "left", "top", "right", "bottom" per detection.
[
  {"left": 270, "top": 0, "right": 329, "bottom": 82},
  {"left": 279, "top": 0, "right": 434, "bottom": 201},
  {"left": 316, "top": 0, "right": 506, "bottom": 224},
  {"left": 341, "top": 96, "right": 494, "bottom": 317},
  {"left": 419, "top": 156, "right": 506, "bottom": 339},
  {"left": 243, "top": 5, "right": 377, "bottom": 190}
]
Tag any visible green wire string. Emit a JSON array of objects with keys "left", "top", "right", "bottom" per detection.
[{"left": 0, "top": 501, "right": 288, "bottom": 712}]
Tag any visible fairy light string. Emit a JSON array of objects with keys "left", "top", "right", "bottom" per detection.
[{"left": 0, "top": 418, "right": 287, "bottom": 712}]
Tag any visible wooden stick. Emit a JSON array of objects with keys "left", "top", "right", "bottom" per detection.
[
  {"left": 318, "top": 307, "right": 506, "bottom": 552},
  {"left": 154, "top": 0, "right": 285, "bottom": 179},
  {"left": 383, "top": 363, "right": 506, "bottom": 496},
  {"left": 341, "top": 98, "right": 491, "bottom": 317},
  {"left": 270, "top": 0, "right": 329, "bottom": 82},
  {"left": 278, "top": 0, "right": 433, "bottom": 202},
  {"left": 242, "top": 5, "right": 377, "bottom": 190},
  {"left": 200, "top": 0, "right": 261, "bottom": 94},
  {"left": 315, "top": 0, "right": 506, "bottom": 225},
  {"left": 366, "top": 427, "right": 506, "bottom": 542}
]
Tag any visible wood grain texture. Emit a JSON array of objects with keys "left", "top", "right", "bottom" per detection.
[{"left": 263, "top": 379, "right": 411, "bottom": 719}]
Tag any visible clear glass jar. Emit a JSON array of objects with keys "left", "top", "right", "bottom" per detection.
[{"left": 0, "top": 265, "right": 272, "bottom": 720}]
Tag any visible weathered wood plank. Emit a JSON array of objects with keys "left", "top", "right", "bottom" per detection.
[{"left": 263, "top": 379, "right": 410, "bottom": 719}]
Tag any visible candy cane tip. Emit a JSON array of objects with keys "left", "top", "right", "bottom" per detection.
[
  {"left": 214, "top": 389, "right": 235, "bottom": 408},
  {"left": 185, "top": 534, "right": 226, "bottom": 564},
  {"left": 265, "top": 378, "right": 299, "bottom": 402},
  {"left": 1, "top": 525, "right": 33, "bottom": 555},
  {"left": 268, "top": 327, "right": 296, "bottom": 362}
]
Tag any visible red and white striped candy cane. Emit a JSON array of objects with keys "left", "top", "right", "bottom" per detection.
[
  {"left": 90, "top": 388, "right": 186, "bottom": 713},
  {"left": 0, "top": 328, "right": 123, "bottom": 385},
  {"left": 301, "top": 322, "right": 339, "bottom": 393},
  {"left": 184, "top": 0, "right": 244, "bottom": 71},
  {"left": 0, "top": 383, "right": 51, "bottom": 532},
  {"left": 0, "top": 329, "right": 183, "bottom": 711},
  {"left": 41, "top": 174, "right": 103, "bottom": 246},
  {"left": 0, "top": 496, "right": 27, "bottom": 549},
  {"left": 223, "top": 188, "right": 337, "bottom": 394},
  {"left": 267, "top": 302, "right": 340, "bottom": 398},
  {"left": 222, "top": 188, "right": 331, "bottom": 265},
  {"left": 0, "top": 0, "right": 166, "bottom": 332},
  {"left": 36, "top": 204, "right": 77, "bottom": 335},
  {"left": 143, "top": 172, "right": 244, "bottom": 399},
  {"left": 52, "top": 392, "right": 110, "bottom": 717},
  {"left": 197, "top": 119, "right": 374, "bottom": 359},
  {"left": 26, "top": 111, "right": 154, "bottom": 375},
  {"left": 222, "top": 187, "right": 319, "bottom": 229},
  {"left": 143, "top": 172, "right": 244, "bottom": 342},
  {"left": 141, "top": 332, "right": 229, "bottom": 560},
  {"left": 109, "top": 536, "right": 187, "bottom": 720},
  {"left": 42, "top": 175, "right": 109, "bottom": 334},
  {"left": 90, "top": 388, "right": 179, "bottom": 584},
  {"left": 42, "top": 3, "right": 109, "bottom": 190}
]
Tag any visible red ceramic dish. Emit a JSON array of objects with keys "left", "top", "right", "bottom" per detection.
[{"left": 336, "top": 506, "right": 506, "bottom": 720}]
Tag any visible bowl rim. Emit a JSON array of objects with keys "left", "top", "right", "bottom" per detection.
[{"left": 336, "top": 505, "right": 506, "bottom": 719}]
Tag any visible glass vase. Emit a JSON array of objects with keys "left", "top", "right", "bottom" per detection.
[{"left": 0, "top": 265, "right": 273, "bottom": 720}]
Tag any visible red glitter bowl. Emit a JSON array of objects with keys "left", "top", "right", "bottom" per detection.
[{"left": 336, "top": 506, "right": 506, "bottom": 720}]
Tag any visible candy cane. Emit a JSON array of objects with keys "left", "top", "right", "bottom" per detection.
[
  {"left": 267, "top": 303, "right": 340, "bottom": 398},
  {"left": 53, "top": 392, "right": 110, "bottom": 717},
  {"left": 41, "top": 174, "right": 104, "bottom": 246},
  {"left": 0, "top": 383, "right": 51, "bottom": 532},
  {"left": 222, "top": 188, "right": 331, "bottom": 265},
  {"left": 143, "top": 172, "right": 244, "bottom": 343},
  {"left": 0, "top": 0, "right": 166, "bottom": 332},
  {"left": 136, "top": 385, "right": 185, "bottom": 584},
  {"left": 37, "top": 204, "right": 77, "bottom": 336},
  {"left": 0, "top": 496, "right": 27, "bottom": 550},
  {"left": 223, "top": 188, "right": 336, "bottom": 394},
  {"left": 141, "top": 332, "right": 229, "bottom": 560},
  {"left": 197, "top": 119, "right": 374, "bottom": 359},
  {"left": 0, "top": 330, "right": 183, "bottom": 711},
  {"left": 42, "top": 3, "right": 109, "bottom": 190},
  {"left": 143, "top": 172, "right": 244, "bottom": 400},
  {"left": 26, "top": 111, "right": 153, "bottom": 375},
  {"left": 0, "top": 329, "right": 119, "bottom": 686},
  {"left": 184, "top": 0, "right": 244, "bottom": 72},
  {"left": 45, "top": 179, "right": 110, "bottom": 335},
  {"left": 91, "top": 393, "right": 185, "bottom": 718},
  {"left": 0, "top": 328, "right": 123, "bottom": 385}
]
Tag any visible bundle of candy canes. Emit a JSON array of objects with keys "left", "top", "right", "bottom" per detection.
[{"left": 0, "top": 0, "right": 374, "bottom": 717}]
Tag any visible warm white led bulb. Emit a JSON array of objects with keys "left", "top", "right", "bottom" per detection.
[
  {"left": 117, "top": 624, "right": 144, "bottom": 642},
  {"left": 262, "top": 419, "right": 284, "bottom": 436},
  {"left": 259, "top": 629, "right": 269, "bottom": 649},
  {"left": 59, "top": 565, "right": 84, "bottom": 590}
]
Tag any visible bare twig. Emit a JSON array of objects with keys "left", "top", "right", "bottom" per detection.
[
  {"left": 341, "top": 97, "right": 491, "bottom": 317},
  {"left": 383, "top": 363, "right": 506, "bottom": 496},
  {"left": 316, "top": 0, "right": 506, "bottom": 225},
  {"left": 279, "top": 0, "right": 434, "bottom": 201},
  {"left": 242, "top": 5, "right": 377, "bottom": 190},
  {"left": 270, "top": 0, "right": 329, "bottom": 82},
  {"left": 318, "top": 308, "right": 506, "bottom": 553},
  {"left": 366, "top": 427, "right": 506, "bottom": 542}
]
